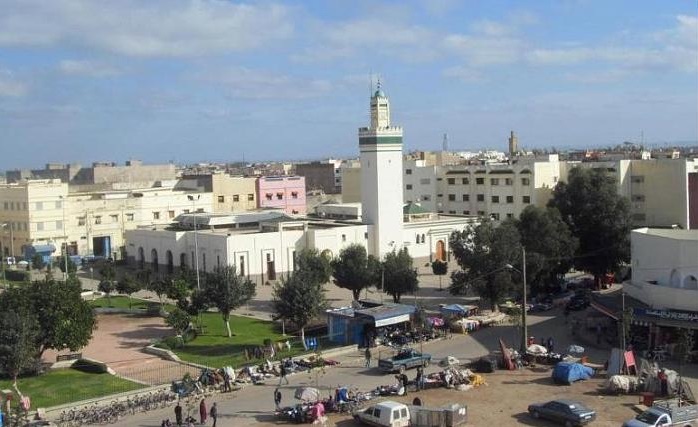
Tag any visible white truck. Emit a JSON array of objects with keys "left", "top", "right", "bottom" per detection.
[
  {"left": 622, "top": 403, "right": 698, "bottom": 427},
  {"left": 353, "top": 400, "right": 467, "bottom": 427}
]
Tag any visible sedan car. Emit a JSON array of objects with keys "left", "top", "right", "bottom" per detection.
[
  {"left": 529, "top": 302, "right": 553, "bottom": 312},
  {"left": 528, "top": 399, "right": 596, "bottom": 426}
]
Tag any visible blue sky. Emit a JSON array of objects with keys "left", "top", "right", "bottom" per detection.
[{"left": 0, "top": 0, "right": 696, "bottom": 170}]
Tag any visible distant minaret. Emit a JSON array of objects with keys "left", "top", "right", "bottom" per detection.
[
  {"left": 442, "top": 133, "right": 449, "bottom": 152},
  {"left": 508, "top": 131, "right": 518, "bottom": 156},
  {"left": 359, "top": 80, "right": 404, "bottom": 257}
]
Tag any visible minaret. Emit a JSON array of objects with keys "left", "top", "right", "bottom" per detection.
[
  {"left": 508, "top": 131, "right": 518, "bottom": 156},
  {"left": 359, "top": 82, "right": 404, "bottom": 257}
]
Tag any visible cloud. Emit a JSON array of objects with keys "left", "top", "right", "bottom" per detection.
[
  {"left": 442, "top": 66, "right": 485, "bottom": 83},
  {"left": 0, "top": 0, "right": 293, "bottom": 57},
  {"left": 59, "top": 60, "right": 123, "bottom": 77},
  {"left": 0, "top": 69, "right": 26, "bottom": 97},
  {"left": 443, "top": 33, "right": 524, "bottom": 66},
  {"left": 196, "top": 67, "right": 332, "bottom": 100}
]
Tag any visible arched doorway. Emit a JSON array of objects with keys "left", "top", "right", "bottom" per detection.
[
  {"left": 180, "top": 253, "right": 187, "bottom": 269},
  {"left": 435, "top": 240, "right": 446, "bottom": 261},
  {"left": 684, "top": 275, "right": 698, "bottom": 290},
  {"left": 166, "top": 250, "right": 174, "bottom": 274},
  {"left": 138, "top": 247, "right": 145, "bottom": 269},
  {"left": 151, "top": 249, "right": 159, "bottom": 272}
]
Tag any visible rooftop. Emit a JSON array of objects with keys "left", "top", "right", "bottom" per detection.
[{"left": 633, "top": 227, "right": 698, "bottom": 241}]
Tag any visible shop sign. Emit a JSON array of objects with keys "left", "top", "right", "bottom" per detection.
[{"left": 634, "top": 308, "right": 698, "bottom": 323}]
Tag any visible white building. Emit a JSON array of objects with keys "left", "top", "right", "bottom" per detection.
[
  {"left": 624, "top": 228, "right": 698, "bottom": 313},
  {"left": 125, "top": 87, "right": 477, "bottom": 282}
]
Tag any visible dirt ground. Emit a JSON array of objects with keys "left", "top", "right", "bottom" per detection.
[{"left": 258, "top": 366, "right": 641, "bottom": 426}]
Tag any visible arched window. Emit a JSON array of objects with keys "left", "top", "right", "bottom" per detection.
[
  {"left": 421, "top": 234, "right": 426, "bottom": 244},
  {"left": 151, "top": 249, "right": 159, "bottom": 272},
  {"left": 180, "top": 253, "right": 187, "bottom": 269},
  {"left": 166, "top": 250, "right": 174, "bottom": 274},
  {"left": 435, "top": 240, "right": 446, "bottom": 261},
  {"left": 138, "top": 247, "right": 145, "bottom": 269}
]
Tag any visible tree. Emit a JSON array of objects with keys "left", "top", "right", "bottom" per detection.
[
  {"left": 272, "top": 271, "right": 327, "bottom": 349},
  {"left": 31, "top": 254, "right": 45, "bottom": 270},
  {"left": 57, "top": 258, "right": 77, "bottom": 274},
  {"left": 431, "top": 260, "right": 448, "bottom": 291},
  {"left": 294, "top": 248, "right": 332, "bottom": 285},
  {"left": 516, "top": 206, "right": 578, "bottom": 294},
  {"left": 98, "top": 280, "right": 115, "bottom": 306},
  {"left": 449, "top": 219, "right": 523, "bottom": 310},
  {"left": 116, "top": 275, "right": 142, "bottom": 309},
  {"left": 202, "top": 266, "right": 256, "bottom": 338},
  {"left": 148, "top": 278, "right": 171, "bottom": 308},
  {"left": 0, "top": 310, "right": 39, "bottom": 387},
  {"left": 165, "top": 308, "right": 191, "bottom": 337},
  {"left": 331, "top": 244, "right": 378, "bottom": 300},
  {"left": 382, "top": 248, "right": 419, "bottom": 303},
  {"left": 548, "top": 167, "right": 631, "bottom": 286},
  {"left": 98, "top": 262, "right": 117, "bottom": 306}
]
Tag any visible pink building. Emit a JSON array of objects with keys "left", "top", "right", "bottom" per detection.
[{"left": 256, "top": 176, "right": 306, "bottom": 215}]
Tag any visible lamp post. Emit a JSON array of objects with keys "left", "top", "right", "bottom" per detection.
[
  {"left": 187, "top": 195, "right": 201, "bottom": 291},
  {"left": 1, "top": 222, "right": 15, "bottom": 261},
  {"left": 506, "top": 247, "right": 527, "bottom": 354}
]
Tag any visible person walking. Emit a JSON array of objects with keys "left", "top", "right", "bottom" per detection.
[
  {"left": 209, "top": 402, "right": 218, "bottom": 427},
  {"left": 400, "top": 373, "right": 409, "bottom": 396},
  {"left": 223, "top": 370, "right": 232, "bottom": 392},
  {"left": 279, "top": 361, "right": 289, "bottom": 385},
  {"left": 415, "top": 367, "right": 424, "bottom": 391},
  {"left": 174, "top": 402, "right": 183, "bottom": 426},
  {"left": 364, "top": 347, "right": 372, "bottom": 368},
  {"left": 547, "top": 337, "right": 554, "bottom": 353},
  {"left": 274, "top": 388, "right": 282, "bottom": 410},
  {"left": 658, "top": 369, "right": 668, "bottom": 397},
  {"left": 199, "top": 398, "right": 208, "bottom": 425}
]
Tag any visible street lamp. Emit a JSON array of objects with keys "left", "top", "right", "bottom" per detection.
[
  {"left": 1, "top": 222, "right": 15, "bottom": 260},
  {"left": 187, "top": 195, "right": 201, "bottom": 290},
  {"left": 505, "top": 246, "right": 527, "bottom": 354}
]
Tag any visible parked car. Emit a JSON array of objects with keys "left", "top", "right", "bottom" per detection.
[
  {"left": 378, "top": 348, "right": 431, "bottom": 374},
  {"left": 622, "top": 403, "right": 698, "bottom": 427},
  {"left": 528, "top": 399, "right": 596, "bottom": 426},
  {"left": 566, "top": 295, "right": 590, "bottom": 311},
  {"left": 529, "top": 302, "right": 553, "bottom": 312},
  {"left": 353, "top": 400, "right": 467, "bottom": 427}
]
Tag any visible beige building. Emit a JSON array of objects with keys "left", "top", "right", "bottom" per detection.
[
  {"left": 0, "top": 179, "right": 212, "bottom": 260},
  {"left": 178, "top": 173, "right": 257, "bottom": 213},
  {"left": 6, "top": 160, "right": 176, "bottom": 186}
]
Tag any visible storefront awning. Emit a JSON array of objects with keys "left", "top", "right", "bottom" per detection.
[{"left": 355, "top": 303, "right": 416, "bottom": 328}]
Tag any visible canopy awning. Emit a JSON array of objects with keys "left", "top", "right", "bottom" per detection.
[{"left": 355, "top": 303, "right": 416, "bottom": 328}]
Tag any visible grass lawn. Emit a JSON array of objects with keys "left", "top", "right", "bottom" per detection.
[
  {"left": 89, "top": 295, "right": 173, "bottom": 311},
  {"left": 0, "top": 368, "right": 145, "bottom": 409},
  {"left": 166, "top": 313, "right": 311, "bottom": 368}
]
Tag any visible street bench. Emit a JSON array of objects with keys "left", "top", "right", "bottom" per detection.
[{"left": 56, "top": 353, "right": 82, "bottom": 362}]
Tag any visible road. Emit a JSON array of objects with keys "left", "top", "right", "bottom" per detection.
[{"left": 107, "top": 309, "right": 603, "bottom": 427}]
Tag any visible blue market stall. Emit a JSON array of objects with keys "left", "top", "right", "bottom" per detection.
[{"left": 326, "top": 302, "right": 417, "bottom": 346}]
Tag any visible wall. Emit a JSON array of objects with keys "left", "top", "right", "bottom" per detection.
[
  {"left": 627, "top": 159, "right": 691, "bottom": 228},
  {"left": 689, "top": 172, "right": 698, "bottom": 229},
  {"left": 295, "top": 163, "right": 338, "bottom": 194},
  {"left": 256, "top": 176, "right": 306, "bottom": 215},
  {"left": 211, "top": 175, "right": 257, "bottom": 213}
]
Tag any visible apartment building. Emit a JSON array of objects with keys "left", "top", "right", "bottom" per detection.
[
  {"left": 256, "top": 176, "right": 306, "bottom": 215},
  {"left": 0, "top": 179, "right": 212, "bottom": 260},
  {"left": 295, "top": 160, "right": 342, "bottom": 194},
  {"left": 179, "top": 173, "right": 257, "bottom": 213},
  {"left": 6, "top": 160, "right": 176, "bottom": 186}
]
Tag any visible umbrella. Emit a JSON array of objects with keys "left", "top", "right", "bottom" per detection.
[
  {"left": 527, "top": 344, "right": 548, "bottom": 355},
  {"left": 567, "top": 345, "right": 585, "bottom": 354},
  {"left": 294, "top": 387, "right": 320, "bottom": 402}
]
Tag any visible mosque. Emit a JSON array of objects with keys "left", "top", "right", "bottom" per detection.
[{"left": 125, "top": 86, "right": 478, "bottom": 284}]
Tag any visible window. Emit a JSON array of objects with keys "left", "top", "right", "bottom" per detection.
[
  {"left": 77, "top": 216, "right": 86, "bottom": 226},
  {"left": 233, "top": 195, "right": 240, "bottom": 202},
  {"left": 197, "top": 208, "right": 204, "bottom": 213},
  {"left": 2, "top": 202, "right": 7, "bottom": 210},
  {"left": 36, "top": 222, "right": 44, "bottom": 231},
  {"left": 393, "top": 410, "right": 400, "bottom": 420},
  {"left": 266, "top": 193, "right": 273, "bottom": 201},
  {"left": 632, "top": 195, "right": 645, "bottom": 202},
  {"left": 276, "top": 193, "right": 283, "bottom": 200},
  {"left": 95, "top": 216, "right": 102, "bottom": 224},
  {"left": 448, "top": 194, "right": 456, "bottom": 201},
  {"left": 401, "top": 408, "right": 408, "bottom": 418},
  {"left": 168, "top": 210, "right": 175, "bottom": 219},
  {"left": 342, "top": 234, "right": 346, "bottom": 242},
  {"left": 364, "top": 232, "right": 368, "bottom": 239},
  {"left": 437, "top": 210, "right": 443, "bottom": 213},
  {"left": 35, "top": 201, "right": 43, "bottom": 210},
  {"left": 631, "top": 175, "right": 645, "bottom": 183},
  {"left": 55, "top": 201, "right": 62, "bottom": 209},
  {"left": 416, "top": 234, "right": 420, "bottom": 243},
  {"left": 291, "top": 192, "right": 298, "bottom": 199},
  {"left": 521, "top": 177, "right": 530, "bottom": 186},
  {"left": 55, "top": 220, "right": 63, "bottom": 230},
  {"left": 373, "top": 409, "right": 381, "bottom": 418},
  {"left": 522, "top": 196, "right": 530, "bottom": 204},
  {"left": 462, "top": 194, "right": 469, "bottom": 202},
  {"left": 506, "top": 195, "right": 514, "bottom": 204},
  {"left": 462, "top": 178, "right": 469, "bottom": 185},
  {"left": 477, "top": 194, "right": 484, "bottom": 202},
  {"left": 422, "top": 195, "right": 431, "bottom": 201},
  {"left": 419, "top": 178, "right": 431, "bottom": 185},
  {"left": 247, "top": 193, "right": 254, "bottom": 201},
  {"left": 505, "top": 178, "right": 513, "bottom": 185},
  {"left": 476, "top": 178, "right": 484, "bottom": 185},
  {"left": 447, "top": 178, "right": 455, "bottom": 185},
  {"left": 449, "top": 210, "right": 456, "bottom": 214},
  {"left": 405, "top": 169, "right": 412, "bottom": 175},
  {"left": 421, "top": 234, "right": 425, "bottom": 243},
  {"left": 490, "top": 178, "right": 499, "bottom": 186},
  {"left": 126, "top": 213, "right": 134, "bottom": 222},
  {"left": 152, "top": 212, "right": 160, "bottom": 220},
  {"left": 183, "top": 209, "right": 190, "bottom": 214},
  {"left": 111, "top": 214, "right": 120, "bottom": 222},
  {"left": 463, "top": 210, "right": 470, "bottom": 215},
  {"left": 218, "top": 196, "right": 225, "bottom": 203},
  {"left": 406, "top": 184, "right": 413, "bottom": 190},
  {"left": 506, "top": 213, "right": 514, "bottom": 219},
  {"left": 477, "top": 210, "right": 485, "bottom": 216},
  {"left": 491, "top": 213, "right": 500, "bottom": 220},
  {"left": 492, "top": 196, "right": 499, "bottom": 203},
  {"left": 437, "top": 194, "right": 443, "bottom": 198},
  {"left": 239, "top": 256, "right": 245, "bottom": 276}
]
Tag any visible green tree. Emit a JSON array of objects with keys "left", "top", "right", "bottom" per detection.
[
  {"left": 203, "top": 266, "right": 256, "bottom": 338},
  {"left": 272, "top": 270, "right": 327, "bottom": 349},
  {"left": 449, "top": 219, "right": 523, "bottom": 310},
  {"left": 294, "top": 248, "right": 333, "bottom": 284},
  {"left": 165, "top": 307, "right": 192, "bottom": 337},
  {"left": 116, "top": 275, "right": 142, "bottom": 309},
  {"left": 383, "top": 248, "right": 419, "bottom": 303},
  {"left": 148, "top": 278, "right": 171, "bottom": 308},
  {"left": 0, "top": 310, "right": 39, "bottom": 387},
  {"left": 98, "top": 280, "right": 115, "bottom": 306},
  {"left": 57, "top": 257, "right": 77, "bottom": 274},
  {"left": 98, "top": 262, "right": 117, "bottom": 306},
  {"left": 331, "top": 244, "right": 378, "bottom": 300},
  {"left": 548, "top": 167, "right": 631, "bottom": 286},
  {"left": 431, "top": 260, "right": 448, "bottom": 291},
  {"left": 31, "top": 254, "right": 45, "bottom": 270},
  {"left": 516, "top": 206, "right": 578, "bottom": 294}
]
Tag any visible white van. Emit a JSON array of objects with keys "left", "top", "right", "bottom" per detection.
[{"left": 354, "top": 401, "right": 410, "bottom": 427}]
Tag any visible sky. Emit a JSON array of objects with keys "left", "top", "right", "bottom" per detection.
[{"left": 0, "top": 0, "right": 696, "bottom": 170}]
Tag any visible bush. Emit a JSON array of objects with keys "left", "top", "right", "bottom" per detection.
[
  {"left": 5, "top": 270, "right": 29, "bottom": 282},
  {"left": 158, "top": 336, "right": 185, "bottom": 350}
]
